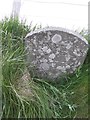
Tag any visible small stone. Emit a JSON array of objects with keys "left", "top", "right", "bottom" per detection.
[
  {"left": 56, "top": 66, "right": 62, "bottom": 70},
  {"left": 52, "top": 34, "right": 62, "bottom": 44},
  {"left": 49, "top": 59, "right": 53, "bottom": 62},
  {"left": 51, "top": 63, "right": 56, "bottom": 67},
  {"left": 57, "top": 47, "right": 61, "bottom": 51},
  {"left": 66, "top": 44, "right": 72, "bottom": 49},
  {"left": 77, "top": 62, "right": 81, "bottom": 66},
  {"left": 47, "top": 48, "right": 51, "bottom": 54},
  {"left": 73, "top": 50, "right": 81, "bottom": 56},
  {"left": 49, "top": 53, "right": 55, "bottom": 59},
  {"left": 74, "top": 37, "right": 78, "bottom": 43},
  {"left": 56, "top": 51, "right": 59, "bottom": 55},
  {"left": 40, "top": 58, "right": 48, "bottom": 63},
  {"left": 42, "top": 46, "right": 48, "bottom": 52},
  {"left": 33, "top": 40, "right": 37, "bottom": 47},
  {"left": 66, "top": 65, "right": 70, "bottom": 69},
  {"left": 65, "top": 54, "right": 70, "bottom": 61},
  {"left": 57, "top": 66, "right": 66, "bottom": 73}
]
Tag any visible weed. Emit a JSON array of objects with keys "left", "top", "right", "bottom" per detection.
[{"left": 0, "top": 17, "right": 89, "bottom": 118}]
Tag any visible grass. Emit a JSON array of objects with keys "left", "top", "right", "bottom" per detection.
[{"left": 0, "top": 17, "right": 89, "bottom": 118}]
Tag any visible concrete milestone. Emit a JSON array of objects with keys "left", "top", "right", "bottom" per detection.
[{"left": 25, "top": 27, "right": 88, "bottom": 80}]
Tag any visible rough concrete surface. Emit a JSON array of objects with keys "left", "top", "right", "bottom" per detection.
[{"left": 25, "top": 27, "right": 88, "bottom": 80}]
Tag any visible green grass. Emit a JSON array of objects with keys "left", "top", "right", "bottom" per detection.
[{"left": 0, "top": 17, "right": 89, "bottom": 118}]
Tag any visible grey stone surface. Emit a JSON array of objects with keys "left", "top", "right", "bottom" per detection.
[{"left": 25, "top": 27, "right": 89, "bottom": 80}]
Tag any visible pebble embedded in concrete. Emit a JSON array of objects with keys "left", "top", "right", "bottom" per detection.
[{"left": 52, "top": 34, "right": 62, "bottom": 44}]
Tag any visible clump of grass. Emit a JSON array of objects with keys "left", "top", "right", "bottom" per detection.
[{"left": 1, "top": 17, "right": 89, "bottom": 118}]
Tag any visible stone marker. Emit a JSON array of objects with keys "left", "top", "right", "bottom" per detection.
[{"left": 25, "top": 27, "right": 88, "bottom": 80}]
